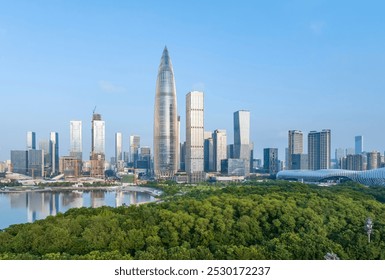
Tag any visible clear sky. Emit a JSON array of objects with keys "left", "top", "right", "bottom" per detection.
[{"left": 1, "top": 0, "right": 385, "bottom": 161}]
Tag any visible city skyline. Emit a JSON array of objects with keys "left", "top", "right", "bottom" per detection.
[{"left": 1, "top": 1, "right": 385, "bottom": 161}]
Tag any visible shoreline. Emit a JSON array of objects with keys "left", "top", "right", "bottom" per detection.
[{"left": 0, "top": 185, "right": 162, "bottom": 197}]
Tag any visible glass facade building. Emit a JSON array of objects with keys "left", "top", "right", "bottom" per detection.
[
  {"left": 92, "top": 114, "right": 105, "bottom": 155},
  {"left": 234, "top": 110, "right": 251, "bottom": 174},
  {"left": 70, "top": 121, "right": 82, "bottom": 160},
  {"left": 264, "top": 148, "right": 279, "bottom": 175},
  {"left": 11, "top": 150, "right": 28, "bottom": 175},
  {"left": 213, "top": 129, "right": 227, "bottom": 172},
  {"left": 185, "top": 91, "right": 204, "bottom": 176},
  {"left": 115, "top": 132, "right": 123, "bottom": 162},
  {"left": 129, "top": 135, "right": 140, "bottom": 167},
  {"left": 153, "top": 47, "right": 178, "bottom": 178},
  {"left": 355, "top": 135, "right": 363, "bottom": 154},
  {"left": 27, "top": 131, "right": 36, "bottom": 150},
  {"left": 50, "top": 132, "right": 59, "bottom": 176}
]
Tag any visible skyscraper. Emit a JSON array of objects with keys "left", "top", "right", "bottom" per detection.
[
  {"left": 308, "top": 129, "right": 331, "bottom": 170},
  {"left": 185, "top": 91, "right": 204, "bottom": 182},
  {"left": 367, "top": 151, "right": 381, "bottom": 170},
  {"left": 115, "top": 132, "right": 123, "bottom": 162},
  {"left": 27, "top": 131, "right": 36, "bottom": 150},
  {"left": 233, "top": 110, "right": 251, "bottom": 174},
  {"left": 213, "top": 129, "right": 227, "bottom": 172},
  {"left": 288, "top": 130, "right": 303, "bottom": 170},
  {"left": 153, "top": 46, "right": 178, "bottom": 179},
  {"left": 204, "top": 131, "right": 214, "bottom": 172},
  {"left": 91, "top": 113, "right": 105, "bottom": 155},
  {"left": 70, "top": 121, "right": 82, "bottom": 160},
  {"left": 355, "top": 135, "right": 363, "bottom": 154},
  {"left": 129, "top": 135, "right": 140, "bottom": 167},
  {"left": 264, "top": 148, "right": 279, "bottom": 175},
  {"left": 50, "top": 132, "right": 59, "bottom": 176},
  {"left": 90, "top": 113, "right": 105, "bottom": 178}
]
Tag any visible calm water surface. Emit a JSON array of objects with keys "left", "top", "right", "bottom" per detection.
[{"left": 0, "top": 189, "right": 155, "bottom": 229}]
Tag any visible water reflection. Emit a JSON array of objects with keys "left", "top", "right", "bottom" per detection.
[{"left": 0, "top": 190, "right": 155, "bottom": 229}]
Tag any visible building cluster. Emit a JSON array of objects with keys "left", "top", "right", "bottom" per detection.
[
  {"left": 153, "top": 47, "right": 253, "bottom": 183},
  {"left": 2, "top": 47, "right": 385, "bottom": 185},
  {"left": 6, "top": 116, "right": 152, "bottom": 180}
]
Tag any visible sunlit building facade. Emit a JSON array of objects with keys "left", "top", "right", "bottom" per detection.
[
  {"left": 27, "top": 131, "right": 36, "bottom": 150},
  {"left": 213, "top": 129, "right": 227, "bottom": 172},
  {"left": 153, "top": 47, "right": 178, "bottom": 179},
  {"left": 70, "top": 121, "right": 82, "bottom": 160},
  {"left": 185, "top": 91, "right": 204, "bottom": 182},
  {"left": 308, "top": 129, "right": 331, "bottom": 170},
  {"left": 50, "top": 132, "right": 59, "bottom": 176},
  {"left": 288, "top": 130, "right": 303, "bottom": 170},
  {"left": 234, "top": 110, "right": 251, "bottom": 174}
]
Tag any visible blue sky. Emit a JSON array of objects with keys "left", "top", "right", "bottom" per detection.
[{"left": 1, "top": 0, "right": 385, "bottom": 161}]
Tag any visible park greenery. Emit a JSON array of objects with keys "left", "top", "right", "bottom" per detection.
[{"left": 1, "top": 180, "right": 385, "bottom": 260}]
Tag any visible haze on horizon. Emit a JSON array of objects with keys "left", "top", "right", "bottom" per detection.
[{"left": 1, "top": 0, "right": 385, "bottom": 162}]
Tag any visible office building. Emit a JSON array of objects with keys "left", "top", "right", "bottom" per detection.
[
  {"left": 27, "top": 131, "right": 36, "bottom": 150},
  {"left": 221, "top": 158, "right": 247, "bottom": 176},
  {"left": 180, "top": 142, "right": 186, "bottom": 171},
  {"left": 153, "top": 47, "right": 178, "bottom": 179},
  {"left": 50, "top": 132, "right": 59, "bottom": 176},
  {"left": 11, "top": 150, "right": 28, "bottom": 175},
  {"left": 28, "top": 149, "right": 44, "bottom": 178},
  {"left": 288, "top": 130, "right": 303, "bottom": 170},
  {"left": 129, "top": 135, "right": 140, "bottom": 167},
  {"left": 355, "top": 136, "right": 363, "bottom": 154},
  {"left": 115, "top": 132, "right": 123, "bottom": 162},
  {"left": 308, "top": 129, "right": 331, "bottom": 170},
  {"left": 70, "top": 121, "right": 82, "bottom": 160},
  {"left": 264, "top": 148, "right": 279, "bottom": 175},
  {"left": 185, "top": 91, "right": 204, "bottom": 182},
  {"left": 213, "top": 129, "right": 227, "bottom": 172},
  {"left": 233, "top": 110, "right": 251, "bottom": 174},
  {"left": 91, "top": 113, "right": 105, "bottom": 155},
  {"left": 90, "top": 113, "right": 105, "bottom": 178},
  {"left": 204, "top": 131, "right": 214, "bottom": 172}
]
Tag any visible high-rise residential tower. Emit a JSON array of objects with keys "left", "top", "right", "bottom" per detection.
[
  {"left": 355, "top": 135, "right": 363, "bottom": 154},
  {"left": 153, "top": 47, "right": 178, "bottom": 179},
  {"left": 27, "top": 131, "right": 36, "bottom": 150},
  {"left": 50, "top": 132, "right": 59, "bottom": 176},
  {"left": 233, "top": 110, "right": 251, "bottom": 174},
  {"left": 213, "top": 129, "right": 227, "bottom": 172},
  {"left": 308, "top": 129, "right": 331, "bottom": 170},
  {"left": 70, "top": 121, "right": 82, "bottom": 160},
  {"left": 185, "top": 91, "right": 204, "bottom": 182},
  {"left": 288, "top": 130, "right": 303, "bottom": 170}
]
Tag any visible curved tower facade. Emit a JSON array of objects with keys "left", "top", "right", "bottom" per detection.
[{"left": 154, "top": 47, "right": 178, "bottom": 178}]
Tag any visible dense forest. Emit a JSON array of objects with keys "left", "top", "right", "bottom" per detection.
[{"left": 1, "top": 181, "right": 385, "bottom": 260}]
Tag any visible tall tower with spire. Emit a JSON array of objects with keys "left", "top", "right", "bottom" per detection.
[{"left": 154, "top": 47, "right": 178, "bottom": 179}]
